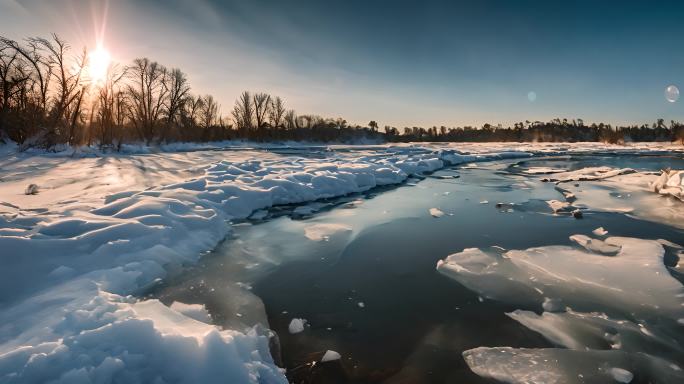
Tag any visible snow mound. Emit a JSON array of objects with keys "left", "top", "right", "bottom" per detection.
[
  {"left": 170, "top": 301, "right": 213, "bottom": 324},
  {"left": 0, "top": 290, "right": 286, "bottom": 384}
]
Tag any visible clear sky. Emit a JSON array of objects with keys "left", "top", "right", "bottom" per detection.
[{"left": 1, "top": 0, "right": 683, "bottom": 127}]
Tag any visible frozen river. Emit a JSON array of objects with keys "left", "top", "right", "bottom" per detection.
[{"left": 148, "top": 153, "right": 684, "bottom": 383}]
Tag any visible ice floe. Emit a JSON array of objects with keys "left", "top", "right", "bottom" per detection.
[
  {"left": 463, "top": 347, "right": 683, "bottom": 384},
  {"left": 439, "top": 232, "right": 684, "bottom": 383},
  {"left": 429, "top": 207, "right": 445, "bottom": 217}
]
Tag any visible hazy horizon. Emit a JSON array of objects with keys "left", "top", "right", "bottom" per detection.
[{"left": 1, "top": 0, "right": 683, "bottom": 128}]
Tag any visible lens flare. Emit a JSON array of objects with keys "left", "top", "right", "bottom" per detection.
[
  {"left": 665, "top": 85, "right": 679, "bottom": 103},
  {"left": 527, "top": 91, "right": 537, "bottom": 102}
]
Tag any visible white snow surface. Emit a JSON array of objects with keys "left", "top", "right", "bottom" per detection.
[{"left": 1, "top": 141, "right": 682, "bottom": 382}]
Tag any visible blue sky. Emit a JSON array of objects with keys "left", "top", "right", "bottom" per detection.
[{"left": 1, "top": 0, "right": 683, "bottom": 127}]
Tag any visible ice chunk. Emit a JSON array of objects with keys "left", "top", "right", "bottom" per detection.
[
  {"left": 546, "top": 199, "right": 571, "bottom": 213},
  {"left": 610, "top": 367, "right": 634, "bottom": 383},
  {"left": 593, "top": 227, "right": 608, "bottom": 236},
  {"left": 170, "top": 301, "right": 212, "bottom": 324},
  {"left": 429, "top": 208, "right": 445, "bottom": 217},
  {"left": 321, "top": 350, "right": 342, "bottom": 362},
  {"left": 651, "top": 169, "right": 684, "bottom": 201},
  {"left": 569, "top": 234, "right": 621, "bottom": 254},
  {"left": 289, "top": 318, "right": 307, "bottom": 334}
]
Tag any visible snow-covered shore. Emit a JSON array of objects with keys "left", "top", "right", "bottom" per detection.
[{"left": 0, "top": 142, "right": 682, "bottom": 383}]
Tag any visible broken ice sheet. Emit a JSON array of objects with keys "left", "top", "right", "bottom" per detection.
[
  {"left": 506, "top": 310, "right": 683, "bottom": 361},
  {"left": 463, "top": 347, "right": 684, "bottom": 384},
  {"left": 439, "top": 234, "right": 684, "bottom": 383},
  {"left": 436, "top": 235, "right": 684, "bottom": 322}
]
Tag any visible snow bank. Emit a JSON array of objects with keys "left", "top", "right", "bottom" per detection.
[{"left": 0, "top": 289, "right": 285, "bottom": 384}]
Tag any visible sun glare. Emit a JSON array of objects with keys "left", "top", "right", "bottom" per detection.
[{"left": 88, "top": 46, "right": 111, "bottom": 84}]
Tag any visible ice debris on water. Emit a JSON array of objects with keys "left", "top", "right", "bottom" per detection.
[
  {"left": 429, "top": 208, "right": 445, "bottom": 217},
  {"left": 593, "top": 227, "right": 608, "bottom": 236},
  {"left": 321, "top": 350, "right": 342, "bottom": 362},
  {"left": 289, "top": 318, "right": 307, "bottom": 334},
  {"left": 609, "top": 367, "right": 634, "bottom": 383}
]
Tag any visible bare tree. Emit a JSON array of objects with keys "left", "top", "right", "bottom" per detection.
[
  {"left": 231, "top": 91, "right": 253, "bottom": 133},
  {"left": 252, "top": 92, "right": 271, "bottom": 130},
  {"left": 96, "top": 64, "right": 127, "bottom": 147},
  {"left": 199, "top": 95, "right": 218, "bottom": 129},
  {"left": 0, "top": 35, "right": 53, "bottom": 143},
  {"left": 154, "top": 68, "right": 189, "bottom": 143},
  {"left": 126, "top": 58, "right": 168, "bottom": 144},
  {"left": 36, "top": 35, "right": 88, "bottom": 145},
  {"left": 284, "top": 109, "right": 297, "bottom": 130},
  {"left": 268, "top": 96, "right": 286, "bottom": 129}
]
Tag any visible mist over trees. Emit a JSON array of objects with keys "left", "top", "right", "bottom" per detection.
[{"left": 1, "top": 34, "right": 683, "bottom": 150}]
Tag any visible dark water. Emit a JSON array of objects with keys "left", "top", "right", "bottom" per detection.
[{"left": 148, "top": 155, "right": 684, "bottom": 383}]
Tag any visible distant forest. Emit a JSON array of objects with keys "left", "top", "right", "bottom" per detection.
[{"left": 1, "top": 34, "right": 683, "bottom": 149}]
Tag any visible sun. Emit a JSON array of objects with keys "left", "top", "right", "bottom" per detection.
[{"left": 88, "top": 45, "right": 111, "bottom": 84}]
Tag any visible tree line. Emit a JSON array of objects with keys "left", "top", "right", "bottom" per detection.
[
  {"left": 0, "top": 34, "right": 383, "bottom": 149},
  {"left": 1, "top": 34, "right": 682, "bottom": 149},
  {"left": 386, "top": 118, "right": 684, "bottom": 144}
]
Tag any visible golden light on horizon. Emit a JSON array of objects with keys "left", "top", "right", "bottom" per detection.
[{"left": 88, "top": 45, "right": 111, "bottom": 84}]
